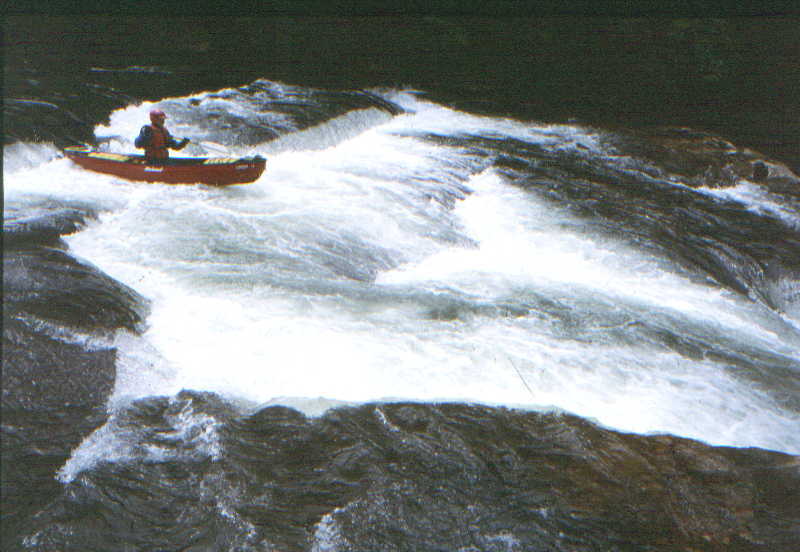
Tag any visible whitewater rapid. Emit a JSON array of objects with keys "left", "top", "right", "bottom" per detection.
[{"left": 4, "top": 89, "right": 799, "bottom": 456}]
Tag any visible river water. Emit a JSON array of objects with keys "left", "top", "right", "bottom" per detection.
[{"left": 4, "top": 16, "right": 800, "bottom": 551}]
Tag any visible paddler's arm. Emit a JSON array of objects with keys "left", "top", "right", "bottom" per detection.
[
  {"left": 169, "top": 137, "right": 190, "bottom": 150},
  {"left": 134, "top": 125, "right": 152, "bottom": 149}
]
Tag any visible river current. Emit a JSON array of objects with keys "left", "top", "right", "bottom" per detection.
[{"left": 4, "top": 50, "right": 800, "bottom": 552}]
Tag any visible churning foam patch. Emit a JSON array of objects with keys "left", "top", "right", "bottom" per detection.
[
  {"left": 105, "top": 257, "right": 800, "bottom": 454},
  {"left": 2, "top": 141, "right": 61, "bottom": 174},
  {"left": 3, "top": 154, "right": 138, "bottom": 212},
  {"left": 378, "top": 169, "right": 796, "bottom": 353},
  {"left": 94, "top": 102, "right": 159, "bottom": 146},
  {"left": 58, "top": 393, "right": 225, "bottom": 483},
  {"left": 134, "top": 287, "right": 508, "bottom": 406},
  {"left": 257, "top": 108, "right": 394, "bottom": 155},
  {"left": 385, "top": 90, "right": 606, "bottom": 154}
]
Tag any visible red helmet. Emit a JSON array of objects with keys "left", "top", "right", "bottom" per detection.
[{"left": 149, "top": 108, "right": 166, "bottom": 123}]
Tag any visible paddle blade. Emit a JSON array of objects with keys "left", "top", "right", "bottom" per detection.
[{"left": 199, "top": 141, "right": 230, "bottom": 154}]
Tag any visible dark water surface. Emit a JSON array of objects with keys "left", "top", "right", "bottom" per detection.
[
  {"left": 4, "top": 14, "right": 800, "bottom": 552},
  {"left": 5, "top": 16, "right": 799, "bottom": 171}
]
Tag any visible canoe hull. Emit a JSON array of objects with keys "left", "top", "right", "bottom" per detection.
[{"left": 64, "top": 146, "right": 266, "bottom": 186}]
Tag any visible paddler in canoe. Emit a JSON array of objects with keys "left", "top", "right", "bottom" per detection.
[
  {"left": 134, "top": 108, "right": 190, "bottom": 163},
  {"left": 64, "top": 107, "right": 265, "bottom": 185}
]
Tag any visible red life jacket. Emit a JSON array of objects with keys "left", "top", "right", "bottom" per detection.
[{"left": 145, "top": 124, "right": 171, "bottom": 160}]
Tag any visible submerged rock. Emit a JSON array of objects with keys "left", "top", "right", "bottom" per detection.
[{"left": 17, "top": 397, "right": 799, "bottom": 551}]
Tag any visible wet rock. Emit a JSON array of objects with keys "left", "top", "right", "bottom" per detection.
[
  {"left": 752, "top": 161, "right": 769, "bottom": 182},
  {"left": 3, "top": 247, "right": 147, "bottom": 335},
  {"left": 18, "top": 400, "right": 799, "bottom": 551},
  {"left": 1, "top": 318, "right": 116, "bottom": 411},
  {"left": 1, "top": 202, "right": 149, "bottom": 550}
]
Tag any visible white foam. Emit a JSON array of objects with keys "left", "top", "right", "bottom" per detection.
[
  {"left": 94, "top": 102, "right": 157, "bottom": 148},
  {"left": 58, "top": 393, "right": 224, "bottom": 483},
  {"left": 9, "top": 89, "right": 797, "bottom": 456},
  {"left": 386, "top": 91, "right": 604, "bottom": 154},
  {"left": 380, "top": 169, "right": 799, "bottom": 356},
  {"left": 311, "top": 511, "right": 346, "bottom": 552},
  {"left": 698, "top": 180, "right": 800, "bottom": 230},
  {"left": 2, "top": 141, "right": 61, "bottom": 174},
  {"left": 258, "top": 107, "right": 393, "bottom": 155}
]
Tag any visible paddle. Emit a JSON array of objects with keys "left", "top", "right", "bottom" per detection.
[{"left": 199, "top": 140, "right": 231, "bottom": 155}]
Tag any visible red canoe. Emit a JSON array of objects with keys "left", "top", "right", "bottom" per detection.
[{"left": 64, "top": 146, "right": 266, "bottom": 186}]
